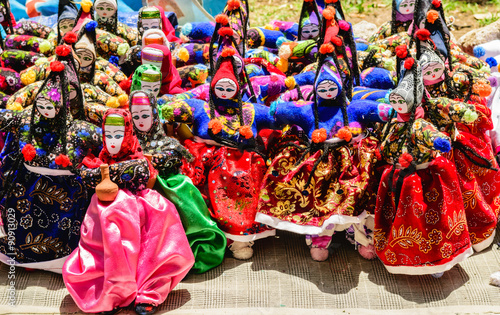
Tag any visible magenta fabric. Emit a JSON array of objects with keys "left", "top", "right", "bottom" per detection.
[
  {"left": 62, "top": 189, "right": 194, "bottom": 313},
  {"left": 155, "top": 5, "right": 182, "bottom": 45},
  {"left": 144, "top": 44, "right": 185, "bottom": 95}
]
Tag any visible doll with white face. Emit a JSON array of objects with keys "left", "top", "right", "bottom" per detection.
[
  {"left": 139, "top": 6, "right": 162, "bottom": 38},
  {"left": 397, "top": 0, "right": 415, "bottom": 14},
  {"left": 142, "top": 29, "right": 169, "bottom": 46},
  {"left": 94, "top": 0, "right": 117, "bottom": 19},
  {"left": 316, "top": 80, "right": 339, "bottom": 99},
  {"left": 140, "top": 69, "right": 162, "bottom": 96},
  {"left": 130, "top": 92, "right": 154, "bottom": 132},
  {"left": 104, "top": 114, "right": 125, "bottom": 156},
  {"left": 36, "top": 97, "right": 58, "bottom": 118},
  {"left": 214, "top": 79, "right": 238, "bottom": 99},
  {"left": 301, "top": 23, "right": 320, "bottom": 40}
]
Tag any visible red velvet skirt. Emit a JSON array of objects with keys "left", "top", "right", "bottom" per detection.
[{"left": 374, "top": 157, "right": 473, "bottom": 275}]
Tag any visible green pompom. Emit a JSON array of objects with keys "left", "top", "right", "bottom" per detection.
[
  {"left": 384, "top": 58, "right": 396, "bottom": 72},
  {"left": 117, "top": 43, "right": 130, "bottom": 56},
  {"left": 39, "top": 41, "right": 52, "bottom": 54},
  {"left": 161, "top": 105, "right": 174, "bottom": 121},
  {"left": 480, "top": 65, "right": 491, "bottom": 74},
  {"left": 463, "top": 109, "right": 478, "bottom": 123}
]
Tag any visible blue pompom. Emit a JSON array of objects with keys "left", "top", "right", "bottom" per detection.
[
  {"left": 355, "top": 42, "right": 368, "bottom": 51},
  {"left": 433, "top": 137, "right": 451, "bottom": 153},
  {"left": 275, "top": 36, "right": 288, "bottom": 48},
  {"left": 157, "top": 98, "right": 166, "bottom": 105},
  {"left": 486, "top": 57, "right": 498, "bottom": 67},
  {"left": 85, "top": 20, "right": 98, "bottom": 32},
  {"left": 109, "top": 55, "right": 119, "bottom": 66},
  {"left": 473, "top": 46, "right": 485, "bottom": 58}
]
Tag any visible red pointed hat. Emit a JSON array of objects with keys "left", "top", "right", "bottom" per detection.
[{"left": 211, "top": 56, "right": 239, "bottom": 94}]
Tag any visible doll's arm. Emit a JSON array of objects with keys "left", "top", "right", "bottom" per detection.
[
  {"left": 272, "top": 100, "right": 314, "bottom": 131},
  {"left": 94, "top": 70, "right": 125, "bottom": 97},
  {"left": 83, "top": 102, "right": 109, "bottom": 126},
  {"left": 116, "top": 22, "right": 139, "bottom": 46},
  {"left": 254, "top": 102, "right": 278, "bottom": 130},
  {"left": 20, "top": 57, "right": 54, "bottom": 85},
  {"left": 6, "top": 81, "right": 43, "bottom": 110},
  {"left": 348, "top": 100, "right": 393, "bottom": 124},
  {"left": 412, "top": 118, "right": 451, "bottom": 153},
  {"left": 82, "top": 83, "right": 112, "bottom": 105},
  {"left": 427, "top": 97, "right": 478, "bottom": 124}
]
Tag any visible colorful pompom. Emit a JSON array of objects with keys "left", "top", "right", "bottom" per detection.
[
  {"left": 80, "top": 0, "right": 93, "bottom": 12},
  {"left": 463, "top": 109, "right": 478, "bottom": 123},
  {"left": 415, "top": 29, "right": 431, "bottom": 41},
  {"left": 427, "top": 10, "right": 439, "bottom": 24},
  {"left": 109, "top": 55, "right": 120, "bottom": 66},
  {"left": 486, "top": 57, "right": 498, "bottom": 67},
  {"left": 22, "top": 144, "right": 36, "bottom": 161},
  {"left": 118, "top": 94, "right": 129, "bottom": 108},
  {"left": 208, "top": 119, "right": 223, "bottom": 134},
  {"left": 85, "top": 21, "right": 98, "bottom": 32},
  {"left": 432, "top": 0, "right": 441, "bottom": 8},
  {"left": 473, "top": 46, "right": 486, "bottom": 58},
  {"left": 473, "top": 82, "right": 492, "bottom": 97},
  {"left": 332, "top": 36, "right": 343, "bottom": 47},
  {"left": 39, "top": 40, "right": 52, "bottom": 54},
  {"left": 215, "top": 14, "right": 229, "bottom": 25},
  {"left": 218, "top": 27, "right": 234, "bottom": 37},
  {"left": 239, "top": 125, "right": 254, "bottom": 139},
  {"left": 221, "top": 47, "right": 236, "bottom": 57},
  {"left": 285, "top": 76, "right": 296, "bottom": 89},
  {"left": 339, "top": 20, "right": 350, "bottom": 31},
  {"left": 117, "top": 43, "right": 130, "bottom": 56},
  {"left": 178, "top": 48, "right": 190, "bottom": 62},
  {"left": 395, "top": 45, "right": 408, "bottom": 59},
  {"left": 50, "top": 61, "right": 65, "bottom": 72},
  {"left": 336, "top": 127, "right": 352, "bottom": 142},
  {"left": 55, "top": 154, "right": 72, "bottom": 167},
  {"left": 63, "top": 31, "right": 78, "bottom": 44},
  {"left": 106, "top": 97, "right": 120, "bottom": 108},
  {"left": 404, "top": 57, "right": 415, "bottom": 70},
  {"left": 319, "top": 43, "right": 335, "bottom": 54},
  {"left": 433, "top": 137, "right": 451, "bottom": 152},
  {"left": 398, "top": 153, "right": 413, "bottom": 168},
  {"left": 322, "top": 7, "right": 336, "bottom": 20},
  {"left": 227, "top": 0, "right": 241, "bottom": 11},
  {"left": 312, "top": 128, "right": 327, "bottom": 143},
  {"left": 21, "top": 71, "right": 37, "bottom": 86},
  {"left": 55, "top": 45, "right": 71, "bottom": 57}
]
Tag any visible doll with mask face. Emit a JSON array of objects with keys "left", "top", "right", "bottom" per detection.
[
  {"left": 375, "top": 57, "right": 473, "bottom": 276},
  {"left": 63, "top": 109, "right": 194, "bottom": 315},
  {"left": 298, "top": 0, "right": 320, "bottom": 41},
  {"left": 131, "top": 64, "right": 163, "bottom": 97},
  {"left": 0, "top": 48, "right": 103, "bottom": 273},
  {"left": 129, "top": 90, "right": 227, "bottom": 273},
  {"left": 141, "top": 44, "right": 185, "bottom": 95},
  {"left": 138, "top": 5, "right": 181, "bottom": 44}
]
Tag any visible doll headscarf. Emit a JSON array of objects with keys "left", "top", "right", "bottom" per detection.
[
  {"left": 99, "top": 108, "right": 144, "bottom": 164},
  {"left": 128, "top": 90, "right": 193, "bottom": 160},
  {"left": 314, "top": 57, "right": 343, "bottom": 102},
  {"left": 94, "top": 0, "right": 118, "bottom": 34},
  {"left": 211, "top": 56, "right": 240, "bottom": 97},
  {"left": 419, "top": 46, "right": 445, "bottom": 84},
  {"left": 131, "top": 64, "right": 162, "bottom": 92},
  {"left": 138, "top": 6, "right": 162, "bottom": 40},
  {"left": 298, "top": 0, "right": 320, "bottom": 40},
  {"left": 74, "top": 20, "right": 97, "bottom": 82},
  {"left": 142, "top": 29, "right": 170, "bottom": 47},
  {"left": 57, "top": 0, "right": 78, "bottom": 44},
  {"left": 154, "top": 5, "right": 181, "bottom": 44},
  {"left": 141, "top": 44, "right": 184, "bottom": 94}
]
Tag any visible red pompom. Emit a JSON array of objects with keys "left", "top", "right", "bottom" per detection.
[
  {"left": 395, "top": 45, "right": 408, "bottom": 59},
  {"left": 118, "top": 79, "right": 131, "bottom": 92},
  {"left": 312, "top": 128, "right": 327, "bottom": 143},
  {"left": 319, "top": 43, "right": 334, "bottom": 54},
  {"left": 63, "top": 31, "right": 77, "bottom": 44},
  {"left": 208, "top": 119, "right": 223, "bottom": 134},
  {"left": 55, "top": 45, "right": 71, "bottom": 57},
  {"left": 339, "top": 20, "right": 350, "bottom": 31},
  {"left": 415, "top": 29, "right": 431, "bottom": 41},
  {"left": 239, "top": 125, "right": 253, "bottom": 139},
  {"left": 218, "top": 27, "right": 234, "bottom": 37},
  {"left": 55, "top": 154, "right": 72, "bottom": 167},
  {"left": 227, "top": 0, "right": 241, "bottom": 11},
  {"left": 404, "top": 57, "right": 415, "bottom": 70},
  {"left": 22, "top": 144, "right": 36, "bottom": 161},
  {"left": 398, "top": 153, "right": 413, "bottom": 168},
  {"left": 432, "top": 0, "right": 441, "bottom": 8},
  {"left": 50, "top": 61, "right": 65, "bottom": 72},
  {"left": 82, "top": 154, "right": 102, "bottom": 168},
  {"left": 322, "top": 7, "right": 336, "bottom": 20},
  {"left": 215, "top": 14, "right": 229, "bottom": 25},
  {"left": 332, "top": 36, "right": 343, "bottom": 47},
  {"left": 221, "top": 47, "right": 236, "bottom": 57},
  {"left": 325, "top": 0, "right": 338, "bottom": 3}
]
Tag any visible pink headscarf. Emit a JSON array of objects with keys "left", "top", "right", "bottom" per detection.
[{"left": 154, "top": 5, "right": 182, "bottom": 44}]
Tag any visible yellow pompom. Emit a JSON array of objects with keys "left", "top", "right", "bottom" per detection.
[
  {"left": 285, "top": 76, "right": 296, "bottom": 90},
  {"left": 276, "top": 58, "right": 288, "bottom": 73},
  {"left": 7, "top": 102, "right": 23, "bottom": 111},
  {"left": 106, "top": 97, "right": 120, "bottom": 108},
  {"left": 81, "top": 0, "right": 93, "bottom": 13},
  {"left": 178, "top": 48, "right": 190, "bottom": 62},
  {"left": 21, "top": 70, "right": 37, "bottom": 86},
  {"left": 117, "top": 94, "right": 128, "bottom": 107},
  {"left": 39, "top": 40, "right": 52, "bottom": 54}
]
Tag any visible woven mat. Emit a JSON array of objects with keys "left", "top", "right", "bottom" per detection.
[{"left": 0, "top": 229, "right": 499, "bottom": 315}]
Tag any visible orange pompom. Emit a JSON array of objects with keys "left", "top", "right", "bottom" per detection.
[
  {"left": 55, "top": 45, "right": 71, "bottom": 57},
  {"left": 322, "top": 7, "right": 336, "bottom": 20},
  {"left": 398, "top": 153, "right": 413, "bottom": 168},
  {"left": 395, "top": 45, "right": 408, "bottom": 59},
  {"left": 415, "top": 29, "right": 431, "bottom": 41},
  {"left": 427, "top": 10, "right": 439, "bottom": 24},
  {"left": 55, "top": 154, "right": 72, "bottom": 167},
  {"left": 332, "top": 36, "right": 343, "bottom": 47},
  {"left": 208, "top": 119, "right": 223, "bottom": 134},
  {"left": 404, "top": 57, "right": 415, "bottom": 70},
  {"left": 473, "top": 82, "right": 492, "bottom": 97},
  {"left": 319, "top": 43, "right": 334, "bottom": 54},
  {"left": 239, "top": 125, "right": 254, "bottom": 139},
  {"left": 218, "top": 27, "right": 234, "bottom": 37},
  {"left": 221, "top": 47, "right": 236, "bottom": 57},
  {"left": 312, "top": 128, "right": 327, "bottom": 143},
  {"left": 22, "top": 144, "right": 36, "bottom": 161},
  {"left": 63, "top": 31, "right": 77, "bottom": 44},
  {"left": 227, "top": 0, "right": 241, "bottom": 11},
  {"left": 215, "top": 14, "right": 229, "bottom": 25},
  {"left": 50, "top": 61, "right": 65, "bottom": 72},
  {"left": 336, "top": 127, "right": 352, "bottom": 142}
]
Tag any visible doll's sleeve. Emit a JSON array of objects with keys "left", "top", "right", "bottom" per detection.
[
  {"left": 0, "top": 109, "right": 23, "bottom": 132},
  {"left": 82, "top": 83, "right": 111, "bottom": 105},
  {"left": 95, "top": 57, "right": 128, "bottom": 83},
  {"left": 83, "top": 102, "right": 109, "bottom": 126},
  {"left": 427, "top": 97, "right": 478, "bottom": 124},
  {"left": 412, "top": 118, "right": 451, "bottom": 153},
  {"left": 116, "top": 22, "right": 139, "bottom": 46},
  {"left": 109, "top": 159, "right": 150, "bottom": 192},
  {"left": 19, "top": 57, "right": 53, "bottom": 85},
  {"left": 94, "top": 70, "right": 125, "bottom": 97}
]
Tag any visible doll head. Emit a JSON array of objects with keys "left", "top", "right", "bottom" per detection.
[
  {"left": 315, "top": 58, "right": 343, "bottom": 102},
  {"left": 103, "top": 114, "right": 125, "bottom": 156},
  {"left": 138, "top": 6, "right": 162, "bottom": 37},
  {"left": 301, "top": 23, "right": 320, "bottom": 40},
  {"left": 298, "top": 0, "right": 320, "bottom": 40},
  {"left": 35, "top": 96, "right": 59, "bottom": 119},
  {"left": 74, "top": 20, "right": 97, "bottom": 75},
  {"left": 58, "top": 1, "right": 78, "bottom": 40},
  {"left": 211, "top": 58, "right": 239, "bottom": 100},
  {"left": 420, "top": 48, "right": 445, "bottom": 85},
  {"left": 142, "top": 46, "right": 164, "bottom": 69},
  {"left": 389, "top": 61, "right": 423, "bottom": 114},
  {"left": 130, "top": 91, "right": 154, "bottom": 133},
  {"left": 59, "top": 19, "right": 75, "bottom": 37},
  {"left": 142, "top": 29, "right": 169, "bottom": 47},
  {"left": 94, "top": 0, "right": 117, "bottom": 19},
  {"left": 131, "top": 64, "right": 162, "bottom": 96},
  {"left": 396, "top": 0, "right": 416, "bottom": 14}
]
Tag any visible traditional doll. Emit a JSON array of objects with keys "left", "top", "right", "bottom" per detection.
[
  {"left": 141, "top": 44, "right": 185, "bottom": 95},
  {"left": 94, "top": 0, "right": 118, "bottom": 34},
  {"left": 298, "top": 0, "right": 321, "bottom": 41},
  {"left": 63, "top": 109, "right": 194, "bottom": 315},
  {"left": 142, "top": 28, "right": 170, "bottom": 47},
  {"left": 129, "top": 90, "right": 226, "bottom": 273},
  {"left": 257, "top": 44, "right": 390, "bottom": 261},
  {"left": 246, "top": 27, "right": 286, "bottom": 49},
  {"left": 0, "top": 47, "right": 102, "bottom": 272},
  {"left": 75, "top": 20, "right": 97, "bottom": 83},
  {"left": 131, "top": 64, "right": 163, "bottom": 97},
  {"left": 57, "top": 0, "right": 78, "bottom": 43},
  {"left": 137, "top": 5, "right": 181, "bottom": 44},
  {"left": 374, "top": 56, "right": 472, "bottom": 276},
  {"left": 163, "top": 47, "right": 277, "bottom": 259}
]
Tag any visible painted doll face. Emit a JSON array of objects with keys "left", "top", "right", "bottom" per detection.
[
  {"left": 389, "top": 93, "right": 408, "bottom": 114},
  {"left": 422, "top": 62, "right": 444, "bottom": 83},
  {"left": 142, "top": 19, "right": 161, "bottom": 31},
  {"left": 214, "top": 79, "right": 238, "bottom": 99},
  {"left": 301, "top": 24, "right": 320, "bottom": 39},
  {"left": 59, "top": 19, "right": 75, "bottom": 36},
  {"left": 75, "top": 48, "right": 95, "bottom": 68},
  {"left": 95, "top": 1, "right": 116, "bottom": 18},
  {"left": 131, "top": 105, "right": 153, "bottom": 132},
  {"left": 398, "top": 0, "right": 415, "bottom": 14},
  {"left": 317, "top": 80, "right": 339, "bottom": 99},
  {"left": 105, "top": 125, "right": 125, "bottom": 156},
  {"left": 69, "top": 84, "right": 78, "bottom": 100},
  {"left": 36, "top": 97, "right": 58, "bottom": 118},
  {"left": 141, "top": 80, "right": 161, "bottom": 96}
]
